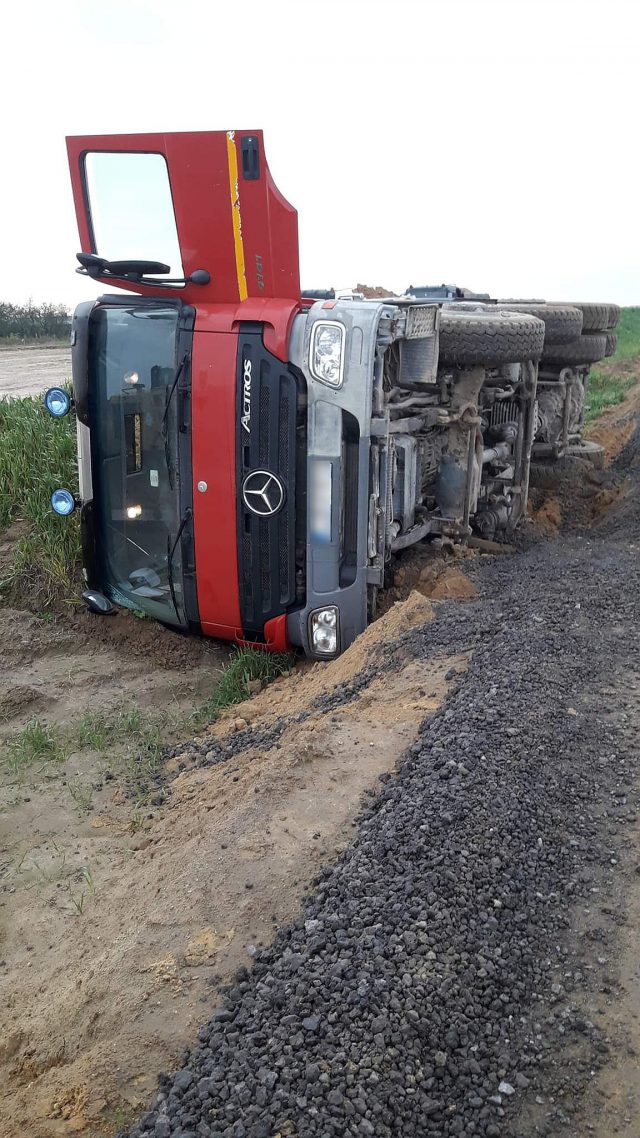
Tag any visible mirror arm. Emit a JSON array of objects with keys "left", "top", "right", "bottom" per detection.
[{"left": 75, "top": 267, "right": 211, "bottom": 287}]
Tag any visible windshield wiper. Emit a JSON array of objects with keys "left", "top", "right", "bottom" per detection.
[
  {"left": 166, "top": 507, "right": 192, "bottom": 621},
  {"left": 162, "top": 352, "right": 190, "bottom": 487}
]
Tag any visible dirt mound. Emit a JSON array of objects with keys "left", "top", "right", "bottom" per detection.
[
  {"left": 586, "top": 370, "right": 640, "bottom": 464},
  {"left": 529, "top": 457, "right": 627, "bottom": 532},
  {"left": 356, "top": 283, "right": 396, "bottom": 299},
  {"left": 64, "top": 606, "right": 220, "bottom": 668},
  {"left": 201, "top": 590, "right": 434, "bottom": 740},
  {"left": 428, "top": 565, "right": 478, "bottom": 600},
  {"left": 381, "top": 546, "right": 477, "bottom": 613},
  {"left": 0, "top": 591, "right": 461, "bottom": 1137},
  {"left": 529, "top": 494, "right": 563, "bottom": 535}
]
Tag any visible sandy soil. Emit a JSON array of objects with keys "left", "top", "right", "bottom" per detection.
[
  {"left": 586, "top": 359, "right": 640, "bottom": 464},
  {"left": 2, "top": 360, "right": 638, "bottom": 1138},
  {"left": 0, "top": 589, "right": 463, "bottom": 1137},
  {"left": 0, "top": 590, "right": 226, "bottom": 1137},
  {"left": 0, "top": 347, "right": 72, "bottom": 399}
]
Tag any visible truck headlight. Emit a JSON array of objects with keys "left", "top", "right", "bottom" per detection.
[
  {"left": 309, "top": 606, "right": 339, "bottom": 656},
  {"left": 309, "top": 321, "right": 345, "bottom": 388}
]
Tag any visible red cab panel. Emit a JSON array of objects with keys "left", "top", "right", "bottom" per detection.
[
  {"left": 66, "top": 130, "right": 300, "bottom": 306},
  {"left": 190, "top": 325, "right": 243, "bottom": 638}
]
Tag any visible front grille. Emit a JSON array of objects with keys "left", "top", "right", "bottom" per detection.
[{"left": 237, "top": 329, "right": 302, "bottom": 638}]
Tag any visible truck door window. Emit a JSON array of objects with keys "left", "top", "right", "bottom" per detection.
[{"left": 84, "top": 152, "right": 184, "bottom": 278}]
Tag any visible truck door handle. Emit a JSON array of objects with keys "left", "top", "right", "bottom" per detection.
[{"left": 241, "top": 135, "right": 260, "bottom": 181}]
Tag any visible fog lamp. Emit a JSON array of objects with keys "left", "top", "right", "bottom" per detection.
[
  {"left": 44, "top": 387, "right": 72, "bottom": 417},
  {"left": 51, "top": 488, "right": 77, "bottom": 516}
]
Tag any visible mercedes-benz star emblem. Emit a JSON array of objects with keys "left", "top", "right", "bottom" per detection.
[{"left": 242, "top": 470, "right": 285, "bottom": 517}]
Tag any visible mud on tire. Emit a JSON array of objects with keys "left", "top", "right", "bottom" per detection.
[
  {"left": 542, "top": 332, "right": 608, "bottom": 367},
  {"left": 529, "top": 455, "right": 592, "bottom": 490},
  {"left": 438, "top": 309, "right": 545, "bottom": 366},
  {"left": 565, "top": 441, "right": 605, "bottom": 469},
  {"left": 494, "top": 302, "right": 583, "bottom": 345}
]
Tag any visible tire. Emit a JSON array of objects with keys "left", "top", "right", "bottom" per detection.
[
  {"left": 606, "top": 305, "right": 621, "bottom": 329},
  {"left": 565, "top": 441, "right": 605, "bottom": 469},
  {"left": 557, "top": 302, "right": 611, "bottom": 332},
  {"left": 529, "top": 455, "right": 590, "bottom": 489},
  {"left": 438, "top": 309, "right": 545, "bottom": 366},
  {"left": 542, "top": 332, "right": 608, "bottom": 367},
  {"left": 494, "top": 302, "right": 583, "bottom": 345},
  {"left": 604, "top": 331, "right": 618, "bottom": 357}
]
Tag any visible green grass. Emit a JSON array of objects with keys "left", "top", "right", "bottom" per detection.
[
  {"left": 606, "top": 306, "right": 640, "bottom": 361},
  {"left": 585, "top": 307, "right": 640, "bottom": 423},
  {"left": 191, "top": 646, "right": 293, "bottom": 727},
  {"left": 4, "top": 718, "right": 65, "bottom": 775},
  {"left": 1, "top": 644, "right": 293, "bottom": 799},
  {"left": 67, "top": 778, "right": 94, "bottom": 813},
  {"left": 73, "top": 703, "right": 164, "bottom": 794},
  {"left": 0, "top": 391, "right": 80, "bottom": 604}
]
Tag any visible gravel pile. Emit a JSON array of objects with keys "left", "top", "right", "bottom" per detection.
[{"left": 123, "top": 434, "right": 640, "bottom": 1138}]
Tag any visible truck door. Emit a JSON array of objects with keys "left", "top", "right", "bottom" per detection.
[{"left": 66, "top": 130, "right": 301, "bottom": 305}]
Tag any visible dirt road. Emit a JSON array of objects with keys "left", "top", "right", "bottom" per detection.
[{"left": 0, "top": 346, "right": 71, "bottom": 399}]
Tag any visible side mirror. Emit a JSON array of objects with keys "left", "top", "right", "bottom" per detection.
[{"left": 82, "top": 590, "right": 116, "bottom": 615}]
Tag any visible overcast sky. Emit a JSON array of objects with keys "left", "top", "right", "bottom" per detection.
[{"left": 1, "top": 0, "right": 638, "bottom": 308}]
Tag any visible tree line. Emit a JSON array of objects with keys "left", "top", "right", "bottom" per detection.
[{"left": 0, "top": 301, "right": 71, "bottom": 341}]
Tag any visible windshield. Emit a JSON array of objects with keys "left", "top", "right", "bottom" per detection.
[{"left": 89, "top": 303, "right": 188, "bottom": 626}]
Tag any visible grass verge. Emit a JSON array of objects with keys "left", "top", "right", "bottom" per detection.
[
  {"left": 0, "top": 391, "right": 80, "bottom": 605},
  {"left": 585, "top": 307, "right": 640, "bottom": 423},
  {"left": 5, "top": 718, "right": 65, "bottom": 775},
  {"left": 191, "top": 646, "right": 293, "bottom": 727},
  {"left": 1, "top": 648, "right": 293, "bottom": 796}
]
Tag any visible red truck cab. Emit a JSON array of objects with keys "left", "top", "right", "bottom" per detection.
[
  {"left": 66, "top": 130, "right": 308, "bottom": 652},
  {"left": 59, "top": 130, "right": 441, "bottom": 659}
]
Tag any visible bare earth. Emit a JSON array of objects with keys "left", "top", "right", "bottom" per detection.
[
  {"left": 0, "top": 347, "right": 72, "bottom": 399},
  {"left": 0, "top": 589, "right": 466, "bottom": 1137},
  {"left": 2, "top": 375, "right": 640, "bottom": 1138}
]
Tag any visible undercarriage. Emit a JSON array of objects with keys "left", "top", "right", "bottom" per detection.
[{"left": 370, "top": 304, "right": 544, "bottom": 578}]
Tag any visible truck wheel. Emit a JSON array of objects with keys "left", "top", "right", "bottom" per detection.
[
  {"left": 542, "top": 332, "right": 608, "bottom": 367},
  {"left": 529, "top": 455, "right": 590, "bottom": 489},
  {"left": 565, "top": 441, "right": 605, "bottom": 469},
  {"left": 494, "top": 302, "right": 583, "bottom": 345},
  {"left": 606, "top": 305, "right": 621, "bottom": 329},
  {"left": 559, "top": 302, "right": 611, "bottom": 332},
  {"left": 604, "top": 331, "right": 618, "bottom": 357},
  {"left": 438, "top": 309, "right": 545, "bottom": 366}
]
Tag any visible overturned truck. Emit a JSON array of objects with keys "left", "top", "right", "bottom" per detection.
[
  {"left": 407, "top": 286, "right": 620, "bottom": 471},
  {"left": 45, "top": 130, "right": 606, "bottom": 658}
]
